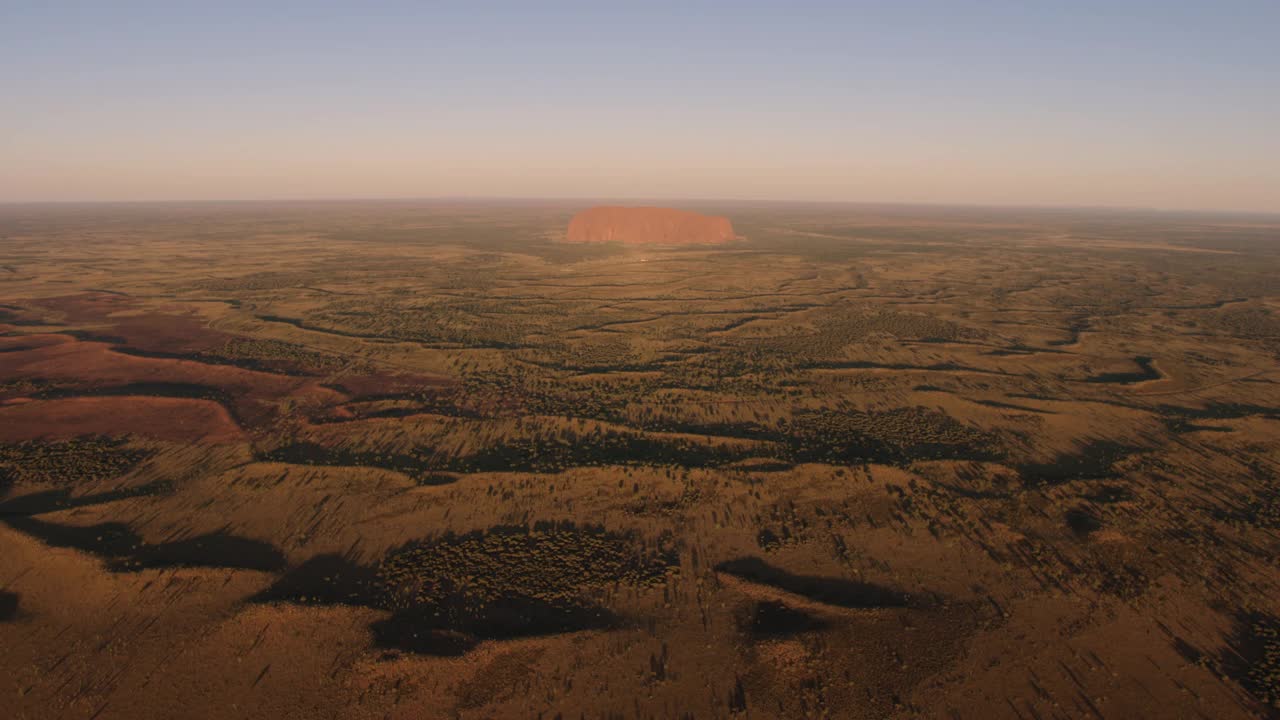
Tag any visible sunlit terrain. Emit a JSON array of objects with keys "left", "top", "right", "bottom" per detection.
[{"left": 2, "top": 201, "right": 1279, "bottom": 718}]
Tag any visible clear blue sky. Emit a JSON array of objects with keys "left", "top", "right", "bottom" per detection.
[{"left": 3, "top": 1, "right": 1278, "bottom": 211}]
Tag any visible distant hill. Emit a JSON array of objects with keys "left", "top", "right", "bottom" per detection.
[{"left": 565, "top": 206, "right": 736, "bottom": 245}]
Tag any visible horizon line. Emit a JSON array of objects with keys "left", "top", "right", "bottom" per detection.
[{"left": 1, "top": 195, "right": 1278, "bottom": 219}]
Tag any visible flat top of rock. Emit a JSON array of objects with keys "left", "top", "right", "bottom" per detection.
[{"left": 566, "top": 206, "right": 735, "bottom": 245}]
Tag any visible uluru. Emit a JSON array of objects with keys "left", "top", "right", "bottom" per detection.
[{"left": 565, "top": 206, "right": 736, "bottom": 245}]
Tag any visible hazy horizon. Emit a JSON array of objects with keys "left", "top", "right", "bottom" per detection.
[
  {"left": 4, "top": 195, "right": 1280, "bottom": 221},
  {"left": 4, "top": 1, "right": 1278, "bottom": 212}
]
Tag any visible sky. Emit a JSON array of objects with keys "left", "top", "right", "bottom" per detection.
[{"left": 2, "top": 1, "right": 1278, "bottom": 212}]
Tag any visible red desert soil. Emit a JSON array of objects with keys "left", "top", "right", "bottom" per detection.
[
  {"left": 0, "top": 396, "right": 244, "bottom": 443},
  {"left": 0, "top": 335, "right": 344, "bottom": 427},
  {"left": 327, "top": 371, "right": 452, "bottom": 399},
  {"left": 565, "top": 206, "right": 736, "bottom": 245},
  {"left": 33, "top": 293, "right": 242, "bottom": 355},
  {"left": 29, "top": 292, "right": 134, "bottom": 321},
  {"left": 0, "top": 333, "right": 74, "bottom": 352},
  {"left": 0, "top": 336, "right": 332, "bottom": 399}
]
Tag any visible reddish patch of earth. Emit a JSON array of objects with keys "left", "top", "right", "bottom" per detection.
[
  {"left": 0, "top": 396, "right": 244, "bottom": 443},
  {"left": 0, "top": 335, "right": 343, "bottom": 427},
  {"left": 29, "top": 293, "right": 133, "bottom": 322},
  {"left": 328, "top": 372, "right": 451, "bottom": 400},
  {"left": 7, "top": 293, "right": 456, "bottom": 429},
  {"left": 0, "top": 333, "right": 74, "bottom": 353},
  {"left": 33, "top": 293, "right": 236, "bottom": 355}
]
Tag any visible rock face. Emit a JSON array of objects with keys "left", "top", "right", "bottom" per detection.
[{"left": 566, "top": 206, "right": 735, "bottom": 245}]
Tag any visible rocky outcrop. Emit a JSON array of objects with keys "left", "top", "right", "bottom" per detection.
[{"left": 565, "top": 206, "right": 735, "bottom": 245}]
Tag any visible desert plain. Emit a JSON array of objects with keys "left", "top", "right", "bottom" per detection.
[{"left": 1, "top": 200, "right": 1279, "bottom": 718}]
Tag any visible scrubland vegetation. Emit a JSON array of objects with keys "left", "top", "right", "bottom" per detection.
[{"left": 1, "top": 201, "right": 1278, "bottom": 718}]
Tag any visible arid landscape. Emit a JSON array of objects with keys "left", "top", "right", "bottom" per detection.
[{"left": 1, "top": 200, "right": 1279, "bottom": 718}]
